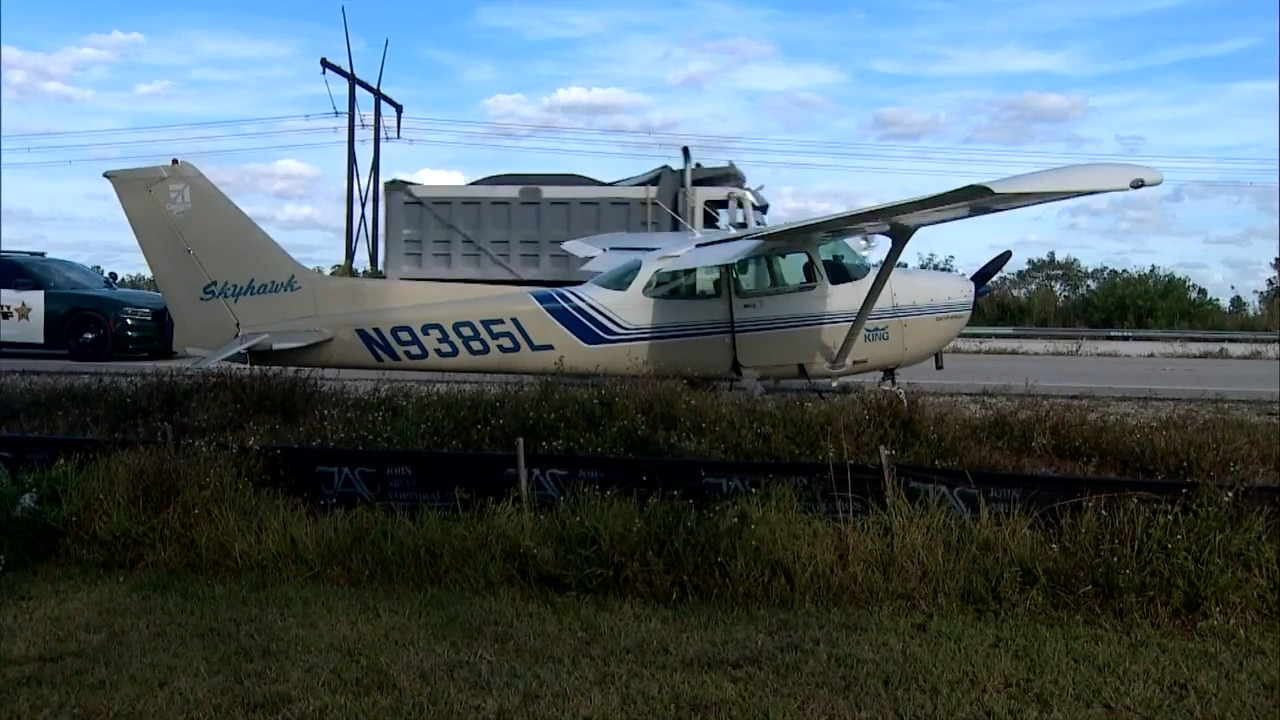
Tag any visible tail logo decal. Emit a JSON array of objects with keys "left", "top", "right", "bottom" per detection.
[
  {"left": 165, "top": 182, "right": 191, "bottom": 217},
  {"left": 200, "top": 274, "right": 302, "bottom": 304}
]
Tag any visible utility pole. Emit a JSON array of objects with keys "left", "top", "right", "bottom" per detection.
[{"left": 320, "top": 6, "right": 403, "bottom": 276}]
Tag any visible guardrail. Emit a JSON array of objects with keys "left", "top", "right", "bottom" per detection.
[
  {"left": 958, "top": 327, "right": 1280, "bottom": 343},
  {"left": 2, "top": 434, "right": 1275, "bottom": 521}
]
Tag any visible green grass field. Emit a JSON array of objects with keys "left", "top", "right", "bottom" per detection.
[{"left": 5, "top": 569, "right": 1276, "bottom": 719}]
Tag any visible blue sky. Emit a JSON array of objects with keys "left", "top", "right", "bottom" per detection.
[{"left": 2, "top": 0, "right": 1277, "bottom": 301}]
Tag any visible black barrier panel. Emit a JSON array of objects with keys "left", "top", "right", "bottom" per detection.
[
  {"left": 2, "top": 434, "right": 1276, "bottom": 520},
  {"left": 0, "top": 434, "right": 118, "bottom": 478},
  {"left": 262, "top": 445, "right": 518, "bottom": 512}
]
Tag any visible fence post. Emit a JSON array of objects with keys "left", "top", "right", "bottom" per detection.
[
  {"left": 879, "top": 445, "right": 897, "bottom": 507},
  {"left": 516, "top": 436, "right": 528, "bottom": 505}
]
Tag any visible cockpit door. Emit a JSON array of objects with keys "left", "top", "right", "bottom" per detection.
[{"left": 728, "top": 248, "right": 831, "bottom": 371}]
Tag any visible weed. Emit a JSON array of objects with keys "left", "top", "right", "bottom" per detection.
[
  {"left": 5, "top": 445, "right": 1275, "bottom": 627},
  {"left": 2, "top": 370, "right": 1276, "bottom": 482}
]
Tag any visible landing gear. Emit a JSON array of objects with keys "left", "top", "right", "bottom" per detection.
[
  {"left": 798, "top": 364, "right": 827, "bottom": 401},
  {"left": 877, "top": 368, "right": 907, "bottom": 408}
]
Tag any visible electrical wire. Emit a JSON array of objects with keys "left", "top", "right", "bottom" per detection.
[
  {"left": 2, "top": 111, "right": 1276, "bottom": 187},
  {"left": 400, "top": 115, "right": 1280, "bottom": 166}
]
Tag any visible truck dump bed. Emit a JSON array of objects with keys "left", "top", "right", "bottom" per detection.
[{"left": 381, "top": 155, "right": 765, "bottom": 285}]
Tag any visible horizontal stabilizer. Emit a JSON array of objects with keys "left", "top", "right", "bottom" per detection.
[{"left": 190, "top": 329, "right": 333, "bottom": 368}]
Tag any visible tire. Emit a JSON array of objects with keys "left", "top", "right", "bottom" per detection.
[{"left": 64, "top": 312, "right": 113, "bottom": 362}]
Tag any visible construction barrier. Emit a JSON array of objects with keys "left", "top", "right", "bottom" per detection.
[{"left": 2, "top": 433, "right": 1276, "bottom": 520}]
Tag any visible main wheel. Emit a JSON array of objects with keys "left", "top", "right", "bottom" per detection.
[{"left": 64, "top": 312, "right": 113, "bottom": 362}]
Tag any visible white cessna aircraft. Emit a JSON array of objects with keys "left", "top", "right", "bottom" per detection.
[{"left": 101, "top": 159, "right": 1161, "bottom": 387}]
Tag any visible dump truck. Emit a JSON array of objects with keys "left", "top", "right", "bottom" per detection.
[{"left": 381, "top": 147, "right": 770, "bottom": 285}]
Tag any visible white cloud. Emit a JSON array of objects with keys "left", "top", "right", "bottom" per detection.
[
  {"left": 767, "top": 186, "right": 883, "bottom": 223},
  {"left": 83, "top": 30, "right": 147, "bottom": 53},
  {"left": 871, "top": 46, "right": 1079, "bottom": 77},
  {"left": 131, "top": 80, "right": 173, "bottom": 96},
  {"left": 1203, "top": 224, "right": 1280, "bottom": 248},
  {"left": 249, "top": 202, "right": 343, "bottom": 236},
  {"left": 481, "top": 86, "right": 681, "bottom": 132},
  {"left": 1114, "top": 133, "right": 1148, "bottom": 153},
  {"left": 868, "top": 107, "right": 947, "bottom": 141},
  {"left": 1167, "top": 182, "right": 1279, "bottom": 218},
  {"left": 0, "top": 30, "right": 146, "bottom": 102},
  {"left": 400, "top": 168, "right": 468, "bottom": 185},
  {"left": 3, "top": 204, "right": 105, "bottom": 224},
  {"left": 965, "top": 92, "right": 1091, "bottom": 146},
  {"left": 1057, "top": 191, "right": 1179, "bottom": 236},
  {"left": 865, "top": 33, "right": 1258, "bottom": 79},
  {"left": 204, "top": 159, "right": 325, "bottom": 200}
]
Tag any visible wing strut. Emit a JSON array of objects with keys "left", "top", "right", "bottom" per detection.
[{"left": 828, "top": 223, "right": 916, "bottom": 371}]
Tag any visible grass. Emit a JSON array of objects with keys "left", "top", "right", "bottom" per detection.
[
  {"left": 4, "top": 446, "right": 1276, "bottom": 625},
  {"left": 2, "top": 369, "right": 1277, "bottom": 483},
  {"left": 3, "top": 437, "right": 1277, "bottom": 716},
  {"left": 4, "top": 569, "right": 1277, "bottom": 719}
]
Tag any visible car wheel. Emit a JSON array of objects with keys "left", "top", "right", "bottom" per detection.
[{"left": 65, "top": 312, "right": 113, "bottom": 362}]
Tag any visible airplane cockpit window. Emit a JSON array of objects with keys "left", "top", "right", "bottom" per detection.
[
  {"left": 589, "top": 258, "right": 643, "bottom": 291},
  {"left": 733, "top": 250, "right": 819, "bottom": 294},
  {"left": 817, "top": 238, "right": 872, "bottom": 286},
  {"left": 643, "top": 266, "right": 722, "bottom": 300}
]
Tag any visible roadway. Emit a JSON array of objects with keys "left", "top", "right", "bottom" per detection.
[{"left": 2, "top": 352, "right": 1277, "bottom": 401}]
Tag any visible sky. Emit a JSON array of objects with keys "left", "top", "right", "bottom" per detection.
[{"left": 1, "top": 0, "right": 1277, "bottom": 302}]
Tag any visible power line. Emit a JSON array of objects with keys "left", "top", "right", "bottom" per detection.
[
  {"left": 7, "top": 123, "right": 1270, "bottom": 178},
  {"left": 4, "top": 125, "right": 1273, "bottom": 180},
  {"left": 0, "top": 139, "right": 364, "bottom": 168},
  {"left": 0, "top": 113, "right": 333, "bottom": 140},
  {"left": 1, "top": 116, "right": 1276, "bottom": 188},
  {"left": 3, "top": 133, "right": 1272, "bottom": 190},
  {"left": 389, "top": 123, "right": 1276, "bottom": 177},
  {"left": 401, "top": 115, "right": 1280, "bottom": 166},
  {"left": 4, "top": 109, "right": 1277, "bottom": 167},
  {"left": 0, "top": 125, "right": 347, "bottom": 154}
]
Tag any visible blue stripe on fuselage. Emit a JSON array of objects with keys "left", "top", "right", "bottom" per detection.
[{"left": 529, "top": 289, "right": 970, "bottom": 347}]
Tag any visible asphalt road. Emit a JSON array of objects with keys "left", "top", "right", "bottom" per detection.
[{"left": 2, "top": 352, "right": 1277, "bottom": 401}]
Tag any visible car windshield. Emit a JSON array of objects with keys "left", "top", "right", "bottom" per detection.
[{"left": 23, "top": 257, "right": 114, "bottom": 290}]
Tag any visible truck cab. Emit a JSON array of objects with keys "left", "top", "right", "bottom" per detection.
[{"left": 696, "top": 187, "right": 768, "bottom": 231}]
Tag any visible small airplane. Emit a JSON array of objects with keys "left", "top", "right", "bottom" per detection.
[{"left": 101, "top": 158, "right": 1162, "bottom": 389}]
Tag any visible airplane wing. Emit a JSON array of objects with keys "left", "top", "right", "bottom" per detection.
[{"left": 654, "top": 162, "right": 1163, "bottom": 271}]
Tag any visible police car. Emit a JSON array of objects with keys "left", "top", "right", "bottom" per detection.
[{"left": 0, "top": 249, "right": 174, "bottom": 361}]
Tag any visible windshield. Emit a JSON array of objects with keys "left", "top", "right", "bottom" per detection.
[
  {"left": 22, "top": 257, "right": 114, "bottom": 290},
  {"left": 588, "top": 258, "right": 642, "bottom": 291},
  {"left": 817, "top": 238, "right": 872, "bottom": 285}
]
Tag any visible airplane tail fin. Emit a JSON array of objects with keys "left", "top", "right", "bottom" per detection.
[{"left": 103, "top": 160, "right": 328, "bottom": 356}]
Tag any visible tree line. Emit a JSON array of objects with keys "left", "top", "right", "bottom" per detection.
[
  {"left": 894, "top": 252, "right": 1279, "bottom": 332},
  {"left": 93, "top": 253, "right": 1279, "bottom": 332}
]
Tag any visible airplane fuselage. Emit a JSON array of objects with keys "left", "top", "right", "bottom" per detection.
[{"left": 246, "top": 263, "right": 975, "bottom": 381}]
